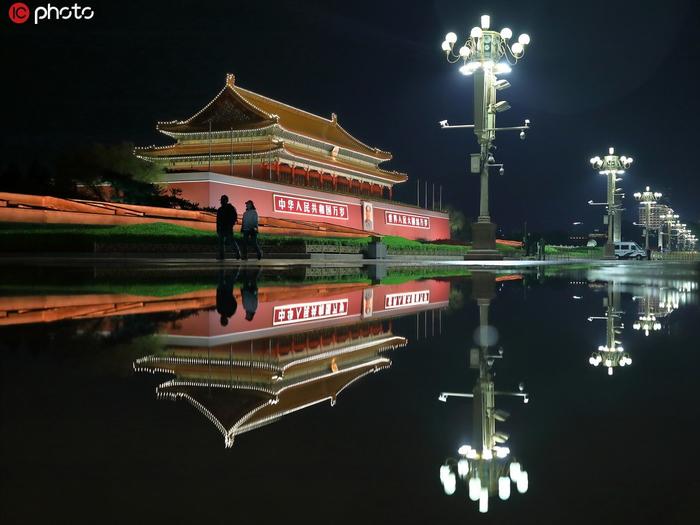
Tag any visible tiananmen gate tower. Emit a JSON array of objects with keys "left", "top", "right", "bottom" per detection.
[{"left": 136, "top": 74, "right": 449, "bottom": 240}]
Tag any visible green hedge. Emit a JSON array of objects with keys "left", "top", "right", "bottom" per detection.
[
  {"left": 544, "top": 245, "right": 603, "bottom": 258},
  {"left": 0, "top": 222, "right": 474, "bottom": 255}
]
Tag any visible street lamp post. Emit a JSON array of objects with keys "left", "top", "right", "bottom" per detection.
[
  {"left": 589, "top": 148, "right": 633, "bottom": 258},
  {"left": 659, "top": 211, "right": 679, "bottom": 252},
  {"left": 633, "top": 186, "right": 662, "bottom": 251},
  {"left": 670, "top": 220, "right": 681, "bottom": 251},
  {"left": 440, "top": 15, "right": 531, "bottom": 259}
]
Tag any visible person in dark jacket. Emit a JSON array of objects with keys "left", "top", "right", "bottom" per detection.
[
  {"left": 216, "top": 195, "right": 240, "bottom": 260},
  {"left": 240, "top": 200, "right": 263, "bottom": 260}
]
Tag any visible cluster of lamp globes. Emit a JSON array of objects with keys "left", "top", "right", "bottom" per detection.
[
  {"left": 439, "top": 444, "right": 529, "bottom": 513},
  {"left": 633, "top": 314, "right": 662, "bottom": 335},
  {"left": 441, "top": 15, "right": 531, "bottom": 76},
  {"left": 589, "top": 147, "right": 634, "bottom": 174},
  {"left": 588, "top": 345, "right": 632, "bottom": 375},
  {"left": 633, "top": 187, "right": 662, "bottom": 204}
]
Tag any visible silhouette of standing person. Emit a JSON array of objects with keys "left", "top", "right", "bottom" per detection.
[
  {"left": 216, "top": 195, "right": 241, "bottom": 260},
  {"left": 240, "top": 200, "right": 263, "bottom": 261},
  {"left": 216, "top": 269, "right": 238, "bottom": 326}
]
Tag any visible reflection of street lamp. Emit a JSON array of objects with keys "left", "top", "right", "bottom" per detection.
[
  {"left": 632, "top": 314, "right": 661, "bottom": 336},
  {"left": 633, "top": 286, "right": 671, "bottom": 336},
  {"left": 633, "top": 186, "right": 662, "bottom": 251},
  {"left": 438, "top": 272, "right": 528, "bottom": 512},
  {"left": 440, "top": 15, "right": 531, "bottom": 258},
  {"left": 589, "top": 148, "right": 633, "bottom": 258},
  {"left": 438, "top": 345, "right": 529, "bottom": 511},
  {"left": 587, "top": 281, "right": 629, "bottom": 376}
]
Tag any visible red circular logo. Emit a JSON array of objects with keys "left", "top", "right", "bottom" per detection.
[{"left": 9, "top": 2, "right": 30, "bottom": 24}]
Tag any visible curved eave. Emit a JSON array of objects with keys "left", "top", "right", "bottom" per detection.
[
  {"left": 280, "top": 335, "right": 407, "bottom": 373},
  {"left": 155, "top": 84, "right": 276, "bottom": 134},
  {"left": 283, "top": 146, "right": 407, "bottom": 185},
  {"left": 157, "top": 119, "right": 277, "bottom": 136},
  {"left": 153, "top": 358, "right": 391, "bottom": 447},
  {"left": 233, "top": 358, "right": 392, "bottom": 436},
  {"left": 135, "top": 141, "right": 284, "bottom": 159},
  {"left": 333, "top": 121, "right": 393, "bottom": 161},
  {"left": 134, "top": 146, "right": 285, "bottom": 164},
  {"left": 157, "top": 123, "right": 278, "bottom": 140},
  {"left": 156, "top": 387, "right": 275, "bottom": 448},
  {"left": 148, "top": 77, "right": 394, "bottom": 163},
  {"left": 137, "top": 337, "right": 405, "bottom": 382},
  {"left": 232, "top": 84, "right": 393, "bottom": 161},
  {"left": 134, "top": 144, "right": 406, "bottom": 185}
]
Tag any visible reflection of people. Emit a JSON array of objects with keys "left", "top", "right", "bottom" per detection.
[
  {"left": 216, "top": 195, "right": 240, "bottom": 260},
  {"left": 241, "top": 200, "right": 263, "bottom": 261},
  {"left": 241, "top": 268, "right": 260, "bottom": 321},
  {"left": 216, "top": 269, "right": 238, "bottom": 326}
]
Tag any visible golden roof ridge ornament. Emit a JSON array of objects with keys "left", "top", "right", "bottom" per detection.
[{"left": 225, "top": 73, "right": 236, "bottom": 88}]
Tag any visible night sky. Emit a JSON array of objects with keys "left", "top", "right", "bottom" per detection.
[{"left": 3, "top": 0, "right": 699, "bottom": 232}]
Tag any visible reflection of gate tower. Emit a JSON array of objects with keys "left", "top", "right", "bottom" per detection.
[
  {"left": 587, "top": 281, "right": 631, "bottom": 375},
  {"left": 438, "top": 273, "right": 529, "bottom": 513},
  {"left": 134, "top": 321, "right": 406, "bottom": 447}
]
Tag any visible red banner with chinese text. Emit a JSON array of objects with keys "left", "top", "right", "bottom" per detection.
[
  {"left": 384, "top": 210, "right": 430, "bottom": 229},
  {"left": 273, "top": 193, "right": 349, "bottom": 220}
]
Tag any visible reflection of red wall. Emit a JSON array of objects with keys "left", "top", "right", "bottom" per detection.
[
  {"left": 163, "top": 174, "right": 450, "bottom": 241},
  {"left": 167, "top": 279, "right": 450, "bottom": 338}
]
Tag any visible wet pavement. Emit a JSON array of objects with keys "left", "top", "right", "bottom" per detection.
[{"left": 1, "top": 262, "right": 698, "bottom": 524}]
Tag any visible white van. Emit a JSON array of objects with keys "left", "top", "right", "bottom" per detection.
[{"left": 614, "top": 241, "right": 646, "bottom": 260}]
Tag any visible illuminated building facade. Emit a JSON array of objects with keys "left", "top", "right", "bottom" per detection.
[{"left": 136, "top": 74, "right": 450, "bottom": 240}]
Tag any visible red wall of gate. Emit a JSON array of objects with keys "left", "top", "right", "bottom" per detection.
[{"left": 162, "top": 172, "right": 450, "bottom": 241}]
